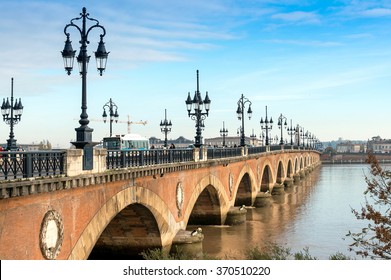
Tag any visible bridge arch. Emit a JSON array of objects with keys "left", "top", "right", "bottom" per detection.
[
  {"left": 260, "top": 164, "right": 274, "bottom": 192},
  {"left": 234, "top": 164, "right": 258, "bottom": 206},
  {"left": 234, "top": 173, "right": 252, "bottom": 206},
  {"left": 276, "top": 161, "right": 285, "bottom": 184},
  {"left": 89, "top": 203, "right": 161, "bottom": 259},
  {"left": 185, "top": 174, "right": 230, "bottom": 226},
  {"left": 68, "top": 186, "right": 176, "bottom": 260},
  {"left": 286, "top": 159, "right": 293, "bottom": 178}
]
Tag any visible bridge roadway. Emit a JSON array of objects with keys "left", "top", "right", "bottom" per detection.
[{"left": 0, "top": 146, "right": 321, "bottom": 259}]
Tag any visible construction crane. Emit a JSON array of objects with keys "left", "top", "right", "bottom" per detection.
[
  {"left": 120, "top": 115, "right": 147, "bottom": 134},
  {"left": 76, "top": 115, "right": 147, "bottom": 134}
]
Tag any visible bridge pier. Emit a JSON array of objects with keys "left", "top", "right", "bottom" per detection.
[
  {"left": 283, "top": 177, "right": 294, "bottom": 188},
  {"left": 225, "top": 206, "right": 247, "bottom": 225},
  {"left": 272, "top": 183, "right": 285, "bottom": 195},
  {"left": 253, "top": 191, "right": 272, "bottom": 207},
  {"left": 170, "top": 229, "right": 204, "bottom": 259}
]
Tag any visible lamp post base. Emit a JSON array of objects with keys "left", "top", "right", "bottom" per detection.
[
  {"left": 6, "top": 138, "right": 17, "bottom": 151},
  {"left": 72, "top": 126, "right": 94, "bottom": 149},
  {"left": 71, "top": 126, "right": 98, "bottom": 170}
]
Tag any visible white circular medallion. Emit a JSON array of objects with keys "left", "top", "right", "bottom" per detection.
[
  {"left": 39, "top": 210, "right": 64, "bottom": 260},
  {"left": 176, "top": 182, "right": 184, "bottom": 217},
  {"left": 229, "top": 173, "right": 234, "bottom": 196}
]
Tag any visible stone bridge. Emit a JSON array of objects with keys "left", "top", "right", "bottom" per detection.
[{"left": 0, "top": 147, "right": 320, "bottom": 259}]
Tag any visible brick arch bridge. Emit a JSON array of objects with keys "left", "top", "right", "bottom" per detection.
[{"left": 0, "top": 148, "right": 320, "bottom": 259}]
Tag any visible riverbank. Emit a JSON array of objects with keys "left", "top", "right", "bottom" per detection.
[{"left": 321, "top": 152, "right": 391, "bottom": 164}]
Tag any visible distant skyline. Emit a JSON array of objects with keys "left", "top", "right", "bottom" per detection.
[{"left": 1, "top": 0, "right": 391, "bottom": 148}]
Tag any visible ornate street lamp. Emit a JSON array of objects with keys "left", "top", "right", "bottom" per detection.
[
  {"left": 250, "top": 129, "right": 257, "bottom": 146},
  {"left": 61, "top": 7, "right": 109, "bottom": 150},
  {"left": 160, "top": 109, "right": 172, "bottom": 148},
  {"left": 260, "top": 106, "right": 273, "bottom": 146},
  {"left": 286, "top": 119, "right": 295, "bottom": 146},
  {"left": 277, "top": 113, "right": 287, "bottom": 145},
  {"left": 295, "top": 124, "right": 301, "bottom": 146},
  {"left": 260, "top": 131, "right": 265, "bottom": 146},
  {"left": 308, "top": 132, "right": 315, "bottom": 148},
  {"left": 1, "top": 78, "right": 23, "bottom": 151},
  {"left": 102, "top": 98, "right": 119, "bottom": 137},
  {"left": 185, "top": 70, "right": 211, "bottom": 148},
  {"left": 236, "top": 94, "right": 252, "bottom": 147},
  {"left": 300, "top": 127, "right": 308, "bottom": 148},
  {"left": 220, "top": 121, "right": 228, "bottom": 147}
]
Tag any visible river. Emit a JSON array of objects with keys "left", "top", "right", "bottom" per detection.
[{"left": 197, "top": 163, "right": 380, "bottom": 260}]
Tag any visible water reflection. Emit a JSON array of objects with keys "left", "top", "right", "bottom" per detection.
[{"left": 198, "top": 165, "right": 373, "bottom": 259}]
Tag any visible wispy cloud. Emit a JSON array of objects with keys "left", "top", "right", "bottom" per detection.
[
  {"left": 271, "top": 11, "right": 321, "bottom": 24},
  {"left": 334, "top": 1, "right": 391, "bottom": 19},
  {"left": 360, "top": 8, "right": 391, "bottom": 17}
]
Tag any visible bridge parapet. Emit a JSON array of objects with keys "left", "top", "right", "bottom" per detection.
[{"left": 0, "top": 146, "right": 320, "bottom": 199}]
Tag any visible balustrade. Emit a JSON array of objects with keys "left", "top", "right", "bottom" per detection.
[
  {"left": 0, "top": 150, "right": 65, "bottom": 180},
  {"left": 106, "top": 149, "right": 194, "bottom": 169},
  {"left": 0, "top": 145, "right": 317, "bottom": 180}
]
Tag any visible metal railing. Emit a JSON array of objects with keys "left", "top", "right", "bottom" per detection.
[
  {"left": 0, "top": 150, "right": 66, "bottom": 180},
  {"left": 206, "top": 147, "right": 242, "bottom": 159},
  {"left": 0, "top": 146, "right": 319, "bottom": 179},
  {"left": 248, "top": 146, "right": 267, "bottom": 155},
  {"left": 106, "top": 149, "right": 194, "bottom": 169}
]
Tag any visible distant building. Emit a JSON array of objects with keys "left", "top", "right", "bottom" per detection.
[
  {"left": 149, "top": 136, "right": 193, "bottom": 148},
  {"left": 204, "top": 136, "right": 259, "bottom": 147},
  {"left": 336, "top": 141, "right": 364, "bottom": 153},
  {"left": 367, "top": 136, "right": 391, "bottom": 153},
  {"left": 323, "top": 138, "right": 366, "bottom": 152}
]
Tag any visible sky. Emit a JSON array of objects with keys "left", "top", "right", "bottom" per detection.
[{"left": 1, "top": 0, "right": 391, "bottom": 148}]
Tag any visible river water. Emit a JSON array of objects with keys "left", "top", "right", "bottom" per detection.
[{"left": 198, "top": 164, "right": 380, "bottom": 260}]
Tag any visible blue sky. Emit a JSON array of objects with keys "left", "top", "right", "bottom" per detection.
[{"left": 1, "top": 0, "right": 391, "bottom": 148}]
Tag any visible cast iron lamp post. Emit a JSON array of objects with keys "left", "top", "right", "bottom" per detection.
[
  {"left": 286, "top": 119, "right": 295, "bottom": 146},
  {"left": 61, "top": 7, "right": 109, "bottom": 150},
  {"left": 260, "top": 131, "right": 265, "bottom": 146},
  {"left": 260, "top": 106, "right": 273, "bottom": 146},
  {"left": 295, "top": 125, "right": 301, "bottom": 146},
  {"left": 308, "top": 133, "right": 315, "bottom": 148},
  {"left": 236, "top": 94, "right": 253, "bottom": 147},
  {"left": 102, "top": 98, "right": 119, "bottom": 137},
  {"left": 300, "top": 127, "right": 308, "bottom": 148},
  {"left": 277, "top": 113, "right": 287, "bottom": 145},
  {"left": 160, "top": 109, "right": 172, "bottom": 148},
  {"left": 250, "top": 129, "right": 257, "bottom": 146},
  {"left": 220, "top": 121, "right": 228, "bottom": 147},
  {"left": 185, "top": 70, "right": 211, "bottom": 148},
  {"left": 1, "top": 78, "right": 23, "bottom": 151}
]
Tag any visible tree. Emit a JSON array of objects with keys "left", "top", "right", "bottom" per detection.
[
  {"left": 347, "top": 152, "right": 391, "bottom": 259},
  {"left": 38, "top": 139, "right": 52, "bottom": 150}
]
